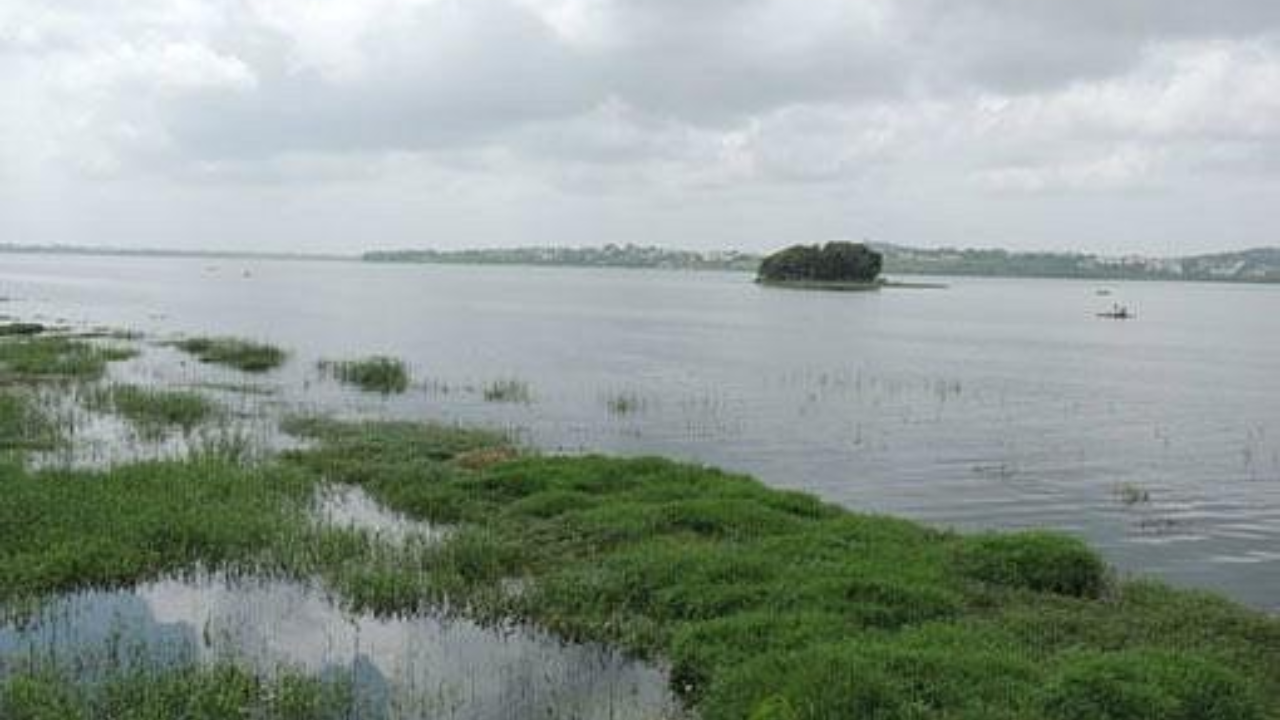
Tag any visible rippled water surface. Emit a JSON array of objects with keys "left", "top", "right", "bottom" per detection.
[{"left": 3, "top": 253, "right": 1278, "bottom": 610}]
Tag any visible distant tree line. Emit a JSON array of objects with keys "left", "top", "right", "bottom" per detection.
[{"left": 757, "top": 243, "right": 883, "bottom": 284}]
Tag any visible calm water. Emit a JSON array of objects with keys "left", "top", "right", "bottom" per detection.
[
  {"left": 2, "top": 253, "right": 1279, "bottom": 611},
  {"left": 0, "top": 574, "right": 683, "bottom": 719}
]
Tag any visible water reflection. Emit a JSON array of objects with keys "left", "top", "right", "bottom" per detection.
[{"left": 0, "top": 575, "right": 685, "bottom": 720}]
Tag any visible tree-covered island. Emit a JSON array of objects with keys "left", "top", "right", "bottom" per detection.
[{"left": 756, "top": 242, "right": 885, "bottom": 290}]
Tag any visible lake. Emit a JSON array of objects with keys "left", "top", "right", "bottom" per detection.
[{"left": 2, "top": 253, "right": 1278, "bottom": 611}]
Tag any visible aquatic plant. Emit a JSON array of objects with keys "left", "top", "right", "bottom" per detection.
[
  {"left": 279, "top": 420, "right": 1280, "bottom": 720},
  {"left": 0, "top": 322, "right": 45, "bottom": 336},
  {"left": 0, "top": 663, "right": 354, "bottom": 719},
  {"left": 604, "top": 391, "right": 646, "bottom": 416},
  {"left": 173, "top": 337, "right": 286, "bottom": 372},
  {"left": 0, "top": 336, "right": 135, "bottom": 381},
  {"left": 482, "top": 378, "right": 532, "bottom": 404},
  {"left": 84, "top": 384, "right": 216, "bottom": 438},
  {"left": 2, "top": 383, "right": 1278, "bottom": 720},
  {"left": 0, "top": 391, "right": 59, "bottom": 452},
  {"left": 318, "top": 356, "right": 410, "bottom": 394}
]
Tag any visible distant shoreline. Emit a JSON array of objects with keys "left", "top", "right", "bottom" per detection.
[{"left": 4, "top": 243, "right": 1280, "bottom": 285}]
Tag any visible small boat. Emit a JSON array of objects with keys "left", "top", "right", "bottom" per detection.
[
  {"left": 1097, "top": 304, "right": 1134, "bottom": 320},
  {"left": 1095, "top": 289, "right": 1112, "bottom": 296}
]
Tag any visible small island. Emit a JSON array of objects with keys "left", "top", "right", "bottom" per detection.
[{"left": 757, "top": 241, "right": 885, "bottom": 290}]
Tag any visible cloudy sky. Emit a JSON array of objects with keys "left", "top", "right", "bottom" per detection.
[{"left": 2, "top": 1, "right": 1278, "bottom": 255}]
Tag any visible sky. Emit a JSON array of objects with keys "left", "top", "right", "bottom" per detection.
[{"left": 1, "top": 0, "right": 1279, "bottom": 256}]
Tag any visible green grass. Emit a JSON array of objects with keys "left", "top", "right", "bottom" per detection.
[
  {"left": 2, "top": 408, "right": 1278, "bottom": 719},
  {"left": 0, "top": 323, "right": 46, "bottom": 337},
  {"left": 318, "top": 356, "right": 410, "bottom": 394},
  {"left": 280, "top": 420, "right": 1280, "bottom": 720},
  {"left": 0, "top": 392, "right": 60, "bottom": 453},
  {"left": 0, "top": 337, "right": 136, "bottom": 381},
  {"left": 0, "top": 663, "right": 353, "bottom": 720},
  {"left": 0, "top": 457, "right": 312, "bottom": 604},
  {"left": 482, "top": 378, "right": 531, "bottom": 403},
  {"left": 84, "top": 384, "right": 217, "bottom": 438},
  {"left": 172, "top": 337, "right": 286, "bottom": 372}
]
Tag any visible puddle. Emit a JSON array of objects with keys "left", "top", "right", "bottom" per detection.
[
  {"left": 0, "top": 575, "right": 687, "bottom": 719},
  {"left": 314, "top": 484, "right": 448, "bottom": 545}
]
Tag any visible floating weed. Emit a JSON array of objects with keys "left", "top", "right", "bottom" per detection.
[
  {"left": 172, "top": 337, "right": 287, "bottom": 373},
  {"left": 318, "top": 356, "right": 410, "bottom": 395}
]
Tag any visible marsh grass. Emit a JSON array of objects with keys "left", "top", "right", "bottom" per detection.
[
  {"left": 0, "top": 391, "right": 60, "bottom": 452},
  {"left": 84, "top": 384, "right": 217, "bottom": 439},
  {"left": 318, "top": 356, "right": 409, "bottom": 394},
  {"left": 278, "top": 420, "right": 1280, "bottom": 720},
  {"left": 0, "top": 336, "right": 136, "bottom": 382},
  {"left": 483, "top": 378, "right": 532, "bottom": 404},
  {"left": 604, "top": 391, "right": 647, "bottom": 417},
  {"left": 0, "top": 322, "right": 45, "bottom": 337},
  {"left": 173, "top": 337, "right": 286, "bottom": 372},
  {"left": 0, "top": 662, "right": 354, "bottom": 719},
  {"left": 2, "top": 381, "right": 1278, "bottom": 720}
]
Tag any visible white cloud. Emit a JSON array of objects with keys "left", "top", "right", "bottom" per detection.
[{"left": 2, "top": 0, "right": 1280, "bottom": 254}]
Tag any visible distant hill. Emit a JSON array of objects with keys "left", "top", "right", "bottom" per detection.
[
  {"left": 4, "top": 241, "right": 1278, "bottom": 283},
  {"left": 874, "top": 244, "right": 1280, "bottom": 283},
  {"left": 364, "top": 243, "right": 1280, "bottom": 283},
  {"left": 363, "top": 244, "right": 761, "bottom": 272},
  {"left": 0, "top": 243, "right": 346, "bottom": 262}
]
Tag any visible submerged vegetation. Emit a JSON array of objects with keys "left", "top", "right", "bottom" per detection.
[
  {"left": 318, "top": 356, "right": 410, "bottom": 394},
  {"left": 84, "top": 384, "right": 217, "bottom": 438},
  {"left": 0, "top": 323, "right": 1278, "bottom": 720},
  {"left": 173, "top": 337, "right": 286, "bottom": 372},
  {"left": 483, "top": 378, "right": 532, "bottom": 403}
]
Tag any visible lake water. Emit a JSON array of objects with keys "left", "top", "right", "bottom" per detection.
[{"left": 2, "top": 253, "right": 1278, "bottom": 611}]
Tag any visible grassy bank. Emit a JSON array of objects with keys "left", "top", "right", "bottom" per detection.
[
  {"left": 282, "top": 421, "right": 1280, "bottom": 720},
  {"left": 1, "top": 353, "right": 1277, "bottom": 718}
]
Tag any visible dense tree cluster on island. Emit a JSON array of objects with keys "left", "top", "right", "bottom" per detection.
[{"left": 757, "top": 242, "right": 883, "bottom": 284}]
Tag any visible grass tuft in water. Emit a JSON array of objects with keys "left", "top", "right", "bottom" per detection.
[
  {"left": 0, "top": 663, "right": 354, "bottom": 719},
  {"left": 482, "top": 378, "right": 532, "bottom": 404},
  {"left": 172, "top": 337, "right": 286, "bottom": 372},
  {"left": 84, "top": 383, "right": 217, "bottom": 438},
  {"left": 0, "top": 337, "right": 136, "bottom": 381},
  {"left": 318, "top": 356, "right": 410, "bottom": 394}
]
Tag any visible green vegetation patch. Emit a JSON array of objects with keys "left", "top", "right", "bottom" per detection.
[
  {"left": 482, "top": 378, "right": 531, "bottom": 403},
  {"left": 0, "top": 322, "right": 45, "bottom": 337},
  {"left": 85, "top": 384, "right": 216, "bottom": 438},
  {"left": 956, "top": 531, "right": 1107, "bottom": 598},
  {"left": 318, "top": 356, "right": 410, "bottom": 394},
  {"left": 173, "top": 337, "right": 286, "bottom": 372},
  {"left": 3, "top": 411, "right": 1278, "bottom": 720},
  {"left": 277, "top": 422, "right": 1280, "bottom": 720},
  {"left": 0, "top": 458, "right": 312, "bottom": 604},
  {"left": 0, "top": 391, "right": 60, "bottom": 453},
  {"left": 0, "top": 337, "right": 135, "bottom": 382},
  {"left": 0, "top": 663, "right": 353, "bottom": 720}
]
